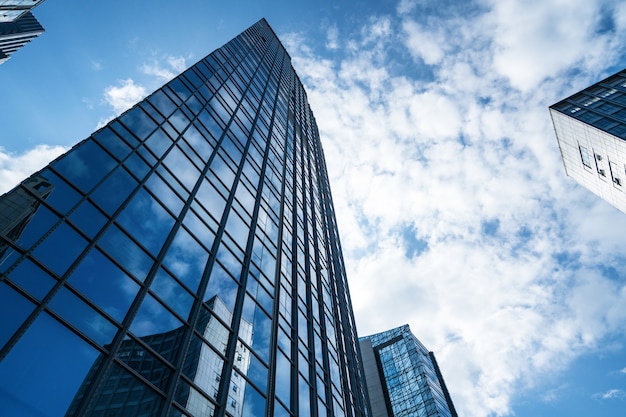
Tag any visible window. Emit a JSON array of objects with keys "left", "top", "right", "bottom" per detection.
[
  {"left": 610, "top": 161, "right": 622, "bottom": 187},
  {"left": 579, "top": 145, "right": 592, "bottom": 168}
]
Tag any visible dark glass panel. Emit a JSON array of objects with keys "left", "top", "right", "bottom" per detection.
[
  {"left": 181, "top": 333, "right": 224, "bottom": 399},
  {"left": 32, "top": 169, "right": 81, "bottom": 213},
  {"left": 182, "top": 207, "right": 217, "bottom": 250},
  {"left": 98, "top": 224, "right": 153, "bottom": 283},
  {"left": 67, "top": 248, "right": 139, "bottom": 323},
  {"left": 0, "top": 281, "right": 35, "bottom": 348},
  {"left": 0, "top": 312, "right": 100, "bottom": 417},
  {"left": 131, "top": 293, "right": 185, "bottom": 341},
  {"left": 1, "top": 197, "right": 58, "bottom": 250},
  {"left": 69, "top": 200, "right": 108, "bottom": 238},
  {"left": 151, "top": 268, "right": 194, "bottom": 320},
  {"left": 162, "top": 145, "right": 200, "bottom": 192},
  {"left": 299, "top": 375, "right": 311, "bottom": 416},
  {"left": 195, "top": 178, "right": 227, "bottom": 224},
  {"left": 117, "top": 338, "right": 172, "bottom": 391},
  {"left": 91, "top": 166, "right": 138, "bottom": 215},
  {"left": 148, "top": 89, "right": 176, "bottom": 118},
  {"left": 241, "top": 296, "right": 272, "bottom": 362},
  {"left": 169, "top": 78, "right": 193, "bottom": 102},
  {"left": 275, "top": 348, "right": 291, "bottom": 405},
  {"left": 110, "top": 119, "right": 141, "bottom": 148},
  {"left": 224, "top": 211, "right": 250, "bottom": 250},
  {"left": 204, "top": 260, "right": 240, "bottom": 318},
  {"left": 49, "top": 286, "right": 118, "bottom": 346},
  {"left": 86, "top": 362, "right": 163, "bottom": 417},
  {"left": 93, "top": 127, "right": 132, "bottom": 161},
  {"left": 145, "top": 128, "right": 174, "bottom": 158},
  {"left": 7, "top": 257, "right": 56, "bottom": 301},
  {"left": 32, "top": 221, "right": 87, "bottom": 276},
  {"left": 183, "top": 124, "right": 215, "bottom": 162},
  {"left": 174, "top": 378, "right": 216, "bottom": 416},
  {"left": 124, "top": 151, "right": 151, "bottom": 180},
  {"left": 169, "top": 109, "right": 191, "bottom": 134},
  {"left": 53, "top": 140, "right": 117, "bottom": 193},
  {"left": 117, "top": 188, "right": 175, "bottom": 256},
  {"left": 140, "top": 101, "right": 165, "bottom": 125},
  {"left": 120, "top": 106, "right": 158, "bottom": 141},
  {"left": 246, "top": 352, "right": 268, "bottom": 393},
  {"left": 239, "top": 378, "right": 266, "bottom": 417},
  {"left": 145, "top": 173, "right": 184, "bottom": 217},
  {"left": 163, "top": 226, "right": 209, "bottom": 293},
  {"left": 196, "top": 303, "right": 230, "bottom": 355}
]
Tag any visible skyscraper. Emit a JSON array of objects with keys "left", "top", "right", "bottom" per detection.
[
  {"left": 359, "top": 325, "right": 457, "bottom": 417},
  {"left": 550, "top": 68, "right": 626, "bottom": 213},
  {"left": 0, "top": 0, "right": 45, "bottom": 64},
  {"left": 0, "top": 18, "right": 370, "bottom": 417}
]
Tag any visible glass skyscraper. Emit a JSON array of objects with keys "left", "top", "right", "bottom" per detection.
[
  {"left": 550, "top": 68, "right": 626, "bottom": 213},
  {"left": 0, "top": 0, "right": 45, "bottom": 64},
  {"left": 359, "top": 325, "right": 457, "bottom": 417},
  {"left": 0, "top": 18, "right": 370, "bottom": 417}
]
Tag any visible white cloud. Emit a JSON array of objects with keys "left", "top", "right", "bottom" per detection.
[
  {"left": 0, "top": 145, "right": 69, "bottom": 194},
  {"left": 326, "top": 25, "right": 339, "bottom": 50},
  {"left": 402, "top": 20, "right": 445, "bottom": 65},
  {"left": 141, "top": 55, "right": 188, "bottom": 82},
  {"left": 103, "top": 78, "right": 147, "bottom": 115},
  {"left": 594, "top": 389, "right": 626, "bottom": 400},
  {"left": 287, "top": 1, "right": 626, "bottom": 416}
]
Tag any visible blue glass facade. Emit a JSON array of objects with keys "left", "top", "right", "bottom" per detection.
[
  {"left": 0, "top": 19, "right": 370, "bottom": 417},
  {"left": 359, "top": 325, "right": 457, "bottom": 417}
]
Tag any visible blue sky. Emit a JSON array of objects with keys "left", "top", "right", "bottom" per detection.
[{"left": 2, "top": 1, "right": 626, "bottom": 416}]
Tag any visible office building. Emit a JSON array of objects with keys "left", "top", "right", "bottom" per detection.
[
  {"left": 0, "top": 18, "right": 370, "bottom": 417},
  {"left": 0, "top": 0, "right": 45, "bottom": 23},
  {"left": 0, "top": 10, "right": 44, "bottom": 64},
  {"left": 550, "top": 68, "right": 626, "bottom": 213},
  {"left": 359, "top": 325, "right": 457, "bottom": 417}
]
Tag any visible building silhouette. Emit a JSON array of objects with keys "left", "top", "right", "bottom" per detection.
[
  {"left": 0, "top": 0, "right": 45, "bottom": 64},
  {"left": 359, "top": 325, "right": 457, "bottom": 417},
  {"left": 550, "top": 68, "right": 626, "bottom": 213},
  {"left": 0, "top": 18, "right": 370, "bottom": 417}
]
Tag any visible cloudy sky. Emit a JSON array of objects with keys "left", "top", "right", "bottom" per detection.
[{"left": 2, "top": 1, "right": 626, "bottom": 416}]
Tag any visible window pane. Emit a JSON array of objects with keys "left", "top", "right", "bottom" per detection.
[
  {"left": 0, "top": 282, "right": 35, "bottom": 348},
  {"left": 163, "top": 227, "right": 209, "bottom": 293},
  {"left": 0, "top": 312, "right": 100, "bottom": 417},
  {"left": 7, "top": 257, "right": 56, "bottom": 301},
  {"left": 67, "top": 248, "right": 139, "bottom": 323},
  {"left": 33, "top": 222, "right": 88, "bottom": 276},
  {"left": 98, "top": 224, "right": 153, "bottom": 283},
  {"left": 49, "top": 286, "right": 118, "bottom": 346},
  {"left": 151, "top": 268, "right": 194, "bottom": 320},
  {"left": 52, "top": 140, "right": 117, "bottom": 193},
  {"left": 69, "top": 200, "right": 107, "bottom": 238},
  {"left": 91, "top": 166, "right": 138, "bottom": 215},
  {"left": 117, "top": 188, "right": 174, "bottom": 256}
]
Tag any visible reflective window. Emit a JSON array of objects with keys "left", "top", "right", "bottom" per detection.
[
  {"left": 7, "top": 257, "right": 56, "bottom": 301},
  {"left": 205, "top": 261, "right": 240, "bottom": 317},
  {"left": 0, "top": 312, "right": 100, "bottom": 417},
  {"left": 163, "top": 226, "right": 209, "bottom": 293},
  {"left": 120, "top": 107, "right": 158, "bottom": 141},
  {"left": 49, "top": 286, "right": 118, "bottom": 346},
  {"left": 67, "top": 248, "right": 139, "bottom": 323},
  {"left": 93, "top": 127, "right": 132, "bottom": 161},
  {"left": 86, "top": 362, "right": 163, "bottom": 417},
  {"left": 53, "top": 140, "right": 117, "bottom": 193},
  {"left": 117, "top": 188, "right": 174, "bottom": 256},
  {"left": 69, "top": 200, "right": 108, "bottom": 238},
  {"left": 98, "top": 224, "right": 153, "bottom": 282},
  {"left": 0, "top": 282, "right": 35, "bottom": 348},
  {"left": 33, "top": 170, "right": 82, "bottom": 213},
  {"left": 33, "top": 222, "right": 87, "bottom": 276},
  {"left": 151, "top": 268, "right": 194, "bottom": 320},
  {"left": 91, "top": 166, "right": 138, "bottom": 215},
  {"left": 131, "top": 293, "right": 184, "bottom": 340}
]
